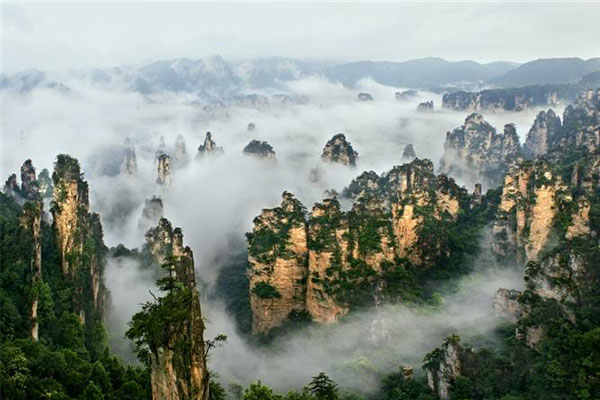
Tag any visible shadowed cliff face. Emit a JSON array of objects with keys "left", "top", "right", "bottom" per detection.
[
  {"left": 247, "top": 158, "right": 476, "bottom": 334},
  {"left": 440, "top": 113, "right": 521, "bottom": 188},
  {"left": 143, "top": 217, "right": 209, "bottom": 400},
  {"left": 51, "top": 154, "right": 106, "bottom": 324},
  {"left": 492, "top": 88, "right": 600, "bottom": 351}
]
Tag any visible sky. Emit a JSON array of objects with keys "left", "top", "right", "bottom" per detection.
[{"left": 2, "top": 1, "right": 600, "bottom": 73}]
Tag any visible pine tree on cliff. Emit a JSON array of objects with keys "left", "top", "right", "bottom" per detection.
[{"left": 127, "top": 218, "right": 209, "bottom": 400}]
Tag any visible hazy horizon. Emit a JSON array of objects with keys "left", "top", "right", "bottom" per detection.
[{"left": 3, "top": 2, "right": 600, "bottom": 73}]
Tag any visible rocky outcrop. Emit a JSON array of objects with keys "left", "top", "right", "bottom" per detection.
[
  {"left": 440, "top": 114, "right": 521, "bottom": 187},
  {"left": 4, "top": 173, "right": 19, "bottom": 196},
  {"left": 321, "top": 134, "right": 358, "bottom": 166},
  {"left": 522, "top": 109, "right": 562, "bottom": 158},
  {"left": 401, "top": 144, "right": 416, "bottom": 161},
  {"left": 139, "top": 195, "right": 164, "bottom": 232},
  {"left": 156, "top": 154, "right": 171, "bottom": 186},
  {"left": 490, "top": 90, "right": 600, "bottom": 351},
  {"left": 3, "top": 160, "right": 42, "bottom": 200},
  {"left": 306, "top": 198, "right": 351, "bottom": 323},
  {"left": 248, "top": 159, "right": 472, "bottom": 333},
  {"left": 121, "top": 139, "right": 137, "bottom": 175},
  {"left": 492, "top": 288, "right": 524, "bottom": 323},
  {"left": 50, "top": 154, "right": 105, "bottom": 324},
  {"left": 417, "top": 101, "right": 434, "bottom": 113},
  {"left": 243, "top": 140, "right": 276, "bottom": 160},
  {"left": 144, "top": 218, "right": 209, "bottom": 400},
  {"left": 442, "top": 86, "right": 575, "bottom": 112},
  {"left": 492, "top": 160, "right": 567, "bottom": 263},
  {"left": 246, "top": 192, "right": 308, "bottom": 334},
  {"left": 20, "top": 200, "right": 43, "bottom": 341},
  {"left": 358, "top": 92, "right": 373, "bottom": 101},
  {"left": 20, "top": 159, "right": 39, "bottom": 200},
  {"left": 247, "top": 123, "right": 256, "bottom": 131},
  {"left": 424, "top": 334, "right": 464, "bottom": 400},
  {"left": 197, "top": 132, "right": 224, "bottom": 157}
]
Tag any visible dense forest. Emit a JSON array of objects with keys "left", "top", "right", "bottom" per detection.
[{"left": 1, "top": 88, "right": 599, "bottom": 400}]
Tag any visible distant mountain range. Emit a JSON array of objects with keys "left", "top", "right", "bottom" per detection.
[{"left": 2, "top": 56, "right": 598, "bottom": 102}]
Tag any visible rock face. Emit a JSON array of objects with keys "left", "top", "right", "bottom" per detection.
[
  {"left": 492, "top": 288, "right": 523, "bottom": 323},
  {"left": 156, "top": 154, "right": 172, "bottom": 186},
  {"left": 20, "top": 200, "right": 43, "bottom": 340},
  {"left": 139, "top": 195, "right": 164, "bottom": 232},
  {"left": 358, "top": 92, "right": 373, "bottom": 101},
  {"left": 492, "top": 160, "right": 565, "bottom": 263},
  {"left": 197, "top": 132, "right": 224, "bottom": 157},
  {"left": 321, "top": 134, "right": 358, "bottom": 166},
  {"left": 144, "top": 218, "right": 209, "bottom": 400},
  {"left": 248, "top": 159, "right": 473, "bottom": 333},
  {"left": 491, "top": 89, "right": 600, "bottom": 351},
  {"left": 417, "top": 100, "right": 434, "bottom": 112},
  {"left": 246, "top": 192, "right": 308, "bottom": 334},
  {"left": 440, "top": 114, "right": 521, "bottom": 187},
  {"left": 424, "top": 335, "right": 464, "bottom": 400},
  {"left": 523, "top": 109, "right": 562, "bottom": 158},
  {"left": 4, "top": 173, "right": 19, "bottom": 196},
  {"left": 243, "top": 140, "right": 276, "bottom": 160},
  {"left": 4, "top": 160, "right": 42, "bottom": 200},
  {"left": 401, "top": 144, "right": 416, "bottom": 161},
  {"left": 442, "top": 86, "right": 572, "bottom": 112},
  {"left": 121, "top": 139, "right": 137, "bottom": 175},
  {"left": 50, "top": 154, "right": 105, "bottom": 324},
  {"left": 20, "top": 159, "right": 39, "bottom": 200}
]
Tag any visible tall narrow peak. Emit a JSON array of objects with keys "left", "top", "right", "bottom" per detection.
[
  {"left": 20, "top": 200, "right": 43, "bottom": 340},
  {"left": 197, "top": 131, "right": 224, "bottom": 158},
  {"left": 156, "top": 153, "right": 172, "bottom": 186},
  {"left": 321, "top": 133, "right": 358, "bottom": 166},
  {"left": 50, "top": 154, "right": 106, "bottom": 323},
  {"left": 523, "top": 109, "right": 561, "bottom": 158},
  {"left": 121, "top": 138, "right": 138, "bottom": 175},
  {"left": 440, "top": 113, "right": 521, "bottom": 187},
  {"left": 20, "top": 159, "right": 40, "bottom": 200},
  {"left": 246, "top": 192, "right": 308, "bottom": 334},
  {"left": 136, "top": 217, "right": 209, "bottom": 400}
]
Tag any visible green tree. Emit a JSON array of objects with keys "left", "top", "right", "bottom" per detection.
[
  {"left": 309, "top": 372, "right": 338, "bottom": 400},
  {"left": 81, "top": 382, "right": 104, "bottom": 400},
  {"left": 243, "top": 380, "right": 282, "bottom": 400}
]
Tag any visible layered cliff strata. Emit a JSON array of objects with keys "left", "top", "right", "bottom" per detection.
[
  {"left": 156, "top": 153, "right": 172, "bottom": 186},
  {"left": 491, "top": 160, "right": 565, "bottom": 263},
  {"left": 439, "top": 114, "right": 521, "bottom": 187},
  {"left": 492, "top": 89, "right": 600, "bottom": 351},
  {"left": 51, "top": 154, "right": 106, "bottom": 323},
  {"left": 522, "top": 109, "right": 562, "bottom": 158},
  {"left": 321, "top": 134, "right": 358, "bottom": 166},
  {"left": 442, "top": 86, "right": 570, "bottom": 112},
  {"left": 144, "top": 218, "right": 209, "bottom": 400},
  {"left": 424, "top": 335, "right": 465, "bottom": 400},
  {"left": 248, "top": 159, "right": 473, "bottom": 333},
  {"left": 246, "top": 192, "right": 308, "bottom": 334}
]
